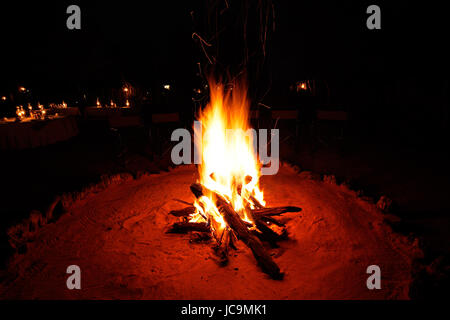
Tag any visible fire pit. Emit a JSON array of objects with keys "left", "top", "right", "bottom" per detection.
[
  {"left": 167, "top": 81, "right": 301, "bottom": 279},
  {"left": 0, "top": 164, "right": 421, "bottom": 299},
  {"left": 0, "top": 82, "right": 421, "bottom": 300}
]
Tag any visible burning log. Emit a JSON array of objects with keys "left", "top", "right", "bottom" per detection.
[
  {"left": 190, "top": 182, "right": 205, "bottom": 199},
  {"left": 248, "top": 209, "right": 288, "bottom": 246},
  {"left": 169, "top": 206, "right": 196, "bottom": 217},
  {"left": 189, "top": 232, "right": 212, "bottom": 243},
  {"left": 166, "top": 221, "right": 210, "bottom": 234},
  {"left": 251, "top": 216, "right": 287, "bottom": 245},
  {"left": 252, "top": 206, "right": 302, "bottom": 217},
  {"left": 250, "top": 206, "right": 302, "bottom": 233},
  {"left": 256, "top": 215, "right": 285, "bottom": 227},
  {"left": 165, "top": 79, "right": 305, "bottom": 280},
  {"left": 169, "top": 204, "right": 300, "bottom": 224},
  {"left": 228, "top": 229, "right": 238, "bottom": 250},
  {"left": 214, "top": 228, "right": 233, "bottom": 266},
  {"left": 168, "top": 203, "right": 298, "bottom": 243},
  {"left": 249, "top": 194, "right": 265, "bottom": 209},
  {"left": 190, "top": 183, "right": 284, "bottom": 280},
  {"left": 215, "top": 199, "right": 283, "bottom": 279}
]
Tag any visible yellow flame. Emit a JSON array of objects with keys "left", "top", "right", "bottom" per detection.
[{"left": 190, "top": 80, "right": 265, "bottom": 231}]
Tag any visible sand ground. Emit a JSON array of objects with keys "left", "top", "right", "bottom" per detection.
[{"left": 0, "top": 164, "right": 421, "bottom": 299}]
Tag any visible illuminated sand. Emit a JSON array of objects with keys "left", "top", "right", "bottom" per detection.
[{"left": 0, "top": 165, "right": 421, "bottom": 299}]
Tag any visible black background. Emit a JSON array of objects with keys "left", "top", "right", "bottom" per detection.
[{"left": 1, "top": 1, "right": 448, "bottom": 100}]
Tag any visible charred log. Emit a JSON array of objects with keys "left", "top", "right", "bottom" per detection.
[
  {"left": 257, "top": 215, "right": 286, "bottom": 227},
  {"left": 189, "top": 231, "right": 212, "bottom": 243},
  {"left": 251, "top": 206, "right": 302, "bottom": 217},
  {"left": 190, "top": 182, "right": 204, "bottom": 199},
  {"left": 249, "top": 212, "right": 287, "bottom": 245},
  {"left": 214, "top": 228, "right": 231, "bottom": 266},
  {"left": 167, "top": 222, "right": 210, "bottom": 234},
  {"left": 190, "top": 183, "right": 284, "bottom": 280},
  {"left": 169, "top": 206, "right": 196, "bottom": 217},
  {"left": 249, "top": 194, "right": 265, "bottom": 209}
]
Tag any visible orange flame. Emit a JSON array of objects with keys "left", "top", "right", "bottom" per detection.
[{"left": 190, "top": 80, "right": 265, "bottom": 232}]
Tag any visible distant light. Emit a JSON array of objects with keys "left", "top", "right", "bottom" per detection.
[
  {"left": 125, "top": 99, "right": 130, "bottom": 107},
  {"left": 296, "top": 82, "right": 308, "bottom": 91},
  {"left": 163, "top": 84, "right": 171, "bottom": 90},
  {"left": 19, "top": 86, "right": 26, "bottom": 92},
  {"left": 123, "top": 87, "right": 129, "bottom": 92},
  {"left": 1, "top": 96, "right": 6, "bottom": 101}
]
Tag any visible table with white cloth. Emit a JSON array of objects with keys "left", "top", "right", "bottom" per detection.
[{"left": 0, "top": 116, "right": 79, "bottom": 150}]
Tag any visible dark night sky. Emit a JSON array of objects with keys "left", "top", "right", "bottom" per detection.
[
  {"left": 0, "top": 1, "right": 448, "bottom": 101},
  {"left": 1, "top": 1, "right": 193, "bottom": 90}
]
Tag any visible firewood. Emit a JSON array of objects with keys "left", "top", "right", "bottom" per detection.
[
  {"left": 190, "top": 183, "right": 284, "bottom": 280},
  {"left": 190, "top": 182, "right": 204, "bottom": 199},
  {"left": 189, "top": 232, "right": 212, "bottom": 243},
  {"left": 249, "top": 212, "right": 287, "bottom": 245},
  {"left": 256, "top": 224, "right": 287, "bottom": 244},
  {"left": 217, "top": 200, "right": 283, "bottom": 279},
  {"left": 228, "top": 229, "right": 238, "bottom": 250},
  {"left": 169, "top": 206, "right": 196, "bottom": 217},
  {"left": 249, "top": 194, "right": 265, "bottom": 209},
  {"left": 251, "top": 206, "right": 302, "bottom": 217},
  {"left": 172, "top": 198, "right": 193, "bottom": 206},
  {"left": 257, "top": 215, "right": 285, "bottom": 227},
  {"left": 166, "top": 222, "right": 210, "bottom": 234},
  {"left": 243, "top": 203, "right": 286, "bottom": 227},
  {"left": 214, "top": 228, "right": 231, "bottom": 266}
]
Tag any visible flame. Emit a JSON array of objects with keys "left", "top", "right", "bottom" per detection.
[{"left": 189, "top": 80, "right": 265, "bottom": 232}]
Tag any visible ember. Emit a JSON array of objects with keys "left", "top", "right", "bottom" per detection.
[{"left": 168, "top": 80, "right": 301, "bottom": 279}]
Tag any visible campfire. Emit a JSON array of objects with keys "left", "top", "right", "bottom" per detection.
[{"left": 167, "top": 81, "right": 301, "bottom": 280}]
